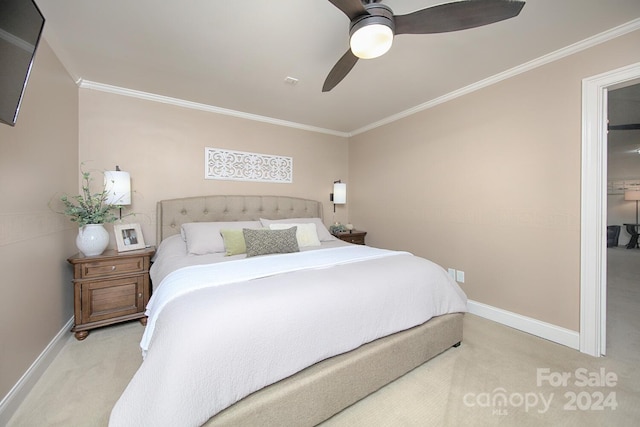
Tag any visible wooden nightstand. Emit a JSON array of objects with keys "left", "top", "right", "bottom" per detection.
[
  {"left": 334, "top": 230, "right": 367, "bottom": 245},
  {"left": 67, "top": 247, "right": 155, "bottom": 340}
]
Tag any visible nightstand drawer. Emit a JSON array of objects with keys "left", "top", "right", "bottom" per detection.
[
  {"left": 334, "top": 230, "right": 367, "bottom": 245},
  {"left": 79, "top": 256, "right": 145, "bottom": 279},
  {"left": 341, "top": 235, "right": 365, "bottom": 245}
]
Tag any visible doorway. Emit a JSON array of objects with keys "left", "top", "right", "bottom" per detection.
[
  {"left": 606, "top": 82, "right": 640, "bottom": 359},
  {"left": 581, "top": 62, "right": 640, "bottom": 357}
]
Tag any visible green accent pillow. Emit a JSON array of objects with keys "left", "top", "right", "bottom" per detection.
[
  {"left": 243, "top": 227, "right": 299, "bottom": 257},
  {"left": 220, "top": 229, "right": 247, "bottom": 256}
]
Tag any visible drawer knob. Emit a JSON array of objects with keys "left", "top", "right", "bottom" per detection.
[
  {"left": 138, "top": 293, "right": 142, "bottom": 298},
  {"left": 111, "top": 266, "right": 116, "bottom": 271}
]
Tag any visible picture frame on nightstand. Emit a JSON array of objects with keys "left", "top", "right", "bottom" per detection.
[{"left": 114, "top": 223, "right": 146, "bottom": 252}]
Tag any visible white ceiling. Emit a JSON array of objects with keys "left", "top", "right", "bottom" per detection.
[{"left": 36, "top": 0, "right": 640, "bottom": 134}]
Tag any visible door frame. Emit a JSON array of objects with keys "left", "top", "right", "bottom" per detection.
[{"left": 580, "top": 62, "right": 640, "bottom": 356}]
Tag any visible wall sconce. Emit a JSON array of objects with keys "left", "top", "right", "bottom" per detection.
[
  {"left": 104, "top": 165, "right": 131, "bottom": 218},
  {"left": 330, "top": 180, "right": 347, "bottom": 213}
]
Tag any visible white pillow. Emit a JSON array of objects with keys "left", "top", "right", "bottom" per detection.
[
  {"left": 268, "top": 223, "right": 321, "bottom": 247},
  {"left": 181, "top": 221, "right": 261, "bottom": 255},
  {"left": 260, "top": 217, "right": 335, "bottom": 241}
]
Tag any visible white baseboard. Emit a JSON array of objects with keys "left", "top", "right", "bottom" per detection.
[
  {"left": 0, "top": 317, "right": 74, "bottom": 426},
  {"left": 467, "top": 300, "right": 580, "bottom": 350}
]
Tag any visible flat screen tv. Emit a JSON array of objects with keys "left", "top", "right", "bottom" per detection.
[{"left": 0, "top": 0, "right": 45, "bottom": 126}]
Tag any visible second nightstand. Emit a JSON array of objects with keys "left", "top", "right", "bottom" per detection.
[
  {"left": 67, "top": 247, "right": 155, "bottom": 340},
  {"left": 334, "top": 230, "right": 367, "bottom": 245}
]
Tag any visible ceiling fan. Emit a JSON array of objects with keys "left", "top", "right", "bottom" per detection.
[{"left": 323, "top": 0, "right": 526, "bottom": 92}]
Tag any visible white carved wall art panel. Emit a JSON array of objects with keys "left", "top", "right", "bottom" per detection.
[{"left": 205, "top": 147, "right": 293, "bottom": 183}]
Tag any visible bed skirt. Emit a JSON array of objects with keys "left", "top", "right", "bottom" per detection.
[{"left": 204, "top": 312, "right": 464, "bottom": 427}]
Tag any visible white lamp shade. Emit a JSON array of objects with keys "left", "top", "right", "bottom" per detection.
[
  {"left": 350, "top": 23, "right": 393, "bottom": 59},
  {"left": 104, "top": 170, "right": 131, "bottom": 205},
  {"left": 333, "top": 182, "right": 347, "bottom": 204},
  {"left": 624, "top": 190, "right": 640, "bottom": 201}
]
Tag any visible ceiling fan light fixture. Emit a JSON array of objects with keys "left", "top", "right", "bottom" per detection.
[
  {"left": 350, "top": 22, "right": 393, "bottom": 59},
  {"left": 349, "top": 3, "right": 395, "bottom": 60},
  {"left": 324, "top": 0, "right": 525, "bottom": 92}
]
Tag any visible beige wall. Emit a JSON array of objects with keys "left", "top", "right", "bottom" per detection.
[
  {"left": 0, "top": 40, "right": 78, "bottom": 402},
  {"left": 78, "top": 90, "right": 349, "bottom": 248},
  {"left": 349, "top": 30, "right": 640, "bottom": 332}
]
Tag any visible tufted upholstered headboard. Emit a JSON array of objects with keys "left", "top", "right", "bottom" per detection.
[{"left": 156, "top": 195, "right": 323, "bottom": 243}]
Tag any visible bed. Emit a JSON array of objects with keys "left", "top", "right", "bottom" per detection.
[{"left": 109, "top": 195, "right": 467, "bottom": 427}]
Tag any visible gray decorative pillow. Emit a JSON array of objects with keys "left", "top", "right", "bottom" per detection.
[{"left": 243, "top": 227, "right": 299, "bottom": 257}]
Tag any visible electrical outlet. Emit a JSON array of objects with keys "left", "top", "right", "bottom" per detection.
[
  {"left": 448, "top": 268, "right": 456, "bottom": 279},
  {"left": 456, "top": 270, "right": 465, "bottom": 283}
]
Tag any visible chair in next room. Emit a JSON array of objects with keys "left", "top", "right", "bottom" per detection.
[{"left": 607, "top": 225, "right": 621, "bottom": 248}]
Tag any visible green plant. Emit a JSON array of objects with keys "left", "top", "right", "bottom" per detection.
[
  {"left": 329, "top": 223, "right": 347, "bottom": 235},
  {"left": 58, "top": 168, "right": 121, "bottom": 227}
]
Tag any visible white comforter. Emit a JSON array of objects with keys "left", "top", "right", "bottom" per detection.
[{"left": 109, "top": 245, "right": 467, "bottom": 427}]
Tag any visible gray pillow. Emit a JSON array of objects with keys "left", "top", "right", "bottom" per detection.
[{"left": 243, "top": 227, "right": 299, "bottom": 257}]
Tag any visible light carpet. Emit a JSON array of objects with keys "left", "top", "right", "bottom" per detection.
[{"left": 7, "top": 248, "right": 640, "bottom": 426}]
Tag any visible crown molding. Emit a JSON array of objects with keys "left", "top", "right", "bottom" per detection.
[
  {"left": 0, "top": 28, "right": 34, "bottom": 52},
  {"left": 77, "top": 80, "right": 350, "bottom": 138},
  {"left": 350, "top": 18, "right": 640, "bottom": 136},
  {"left": 77, "top": 18, "right": 640, "bottom": 138}
]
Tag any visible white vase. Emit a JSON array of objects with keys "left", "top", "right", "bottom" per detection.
[{"left": 76, "top": 224, "right": 109, "bottom": 256}]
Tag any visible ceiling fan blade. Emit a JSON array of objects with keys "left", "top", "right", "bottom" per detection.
[
  {"left": 608, "top": 123, "right": 640, "bottom": 131},
  {"left": 323, "top": 49, "right": 359, "bottom": 92},
  {"left": 327, "top": 0, "right": 368, "bottom": 21},
  {"left": 395, "top": 0, "right": 525, "bottom": 35}
]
